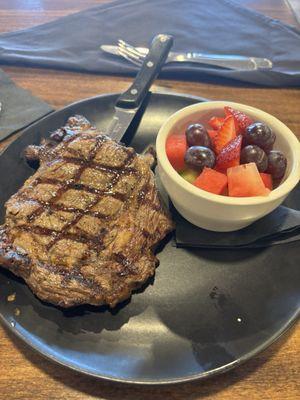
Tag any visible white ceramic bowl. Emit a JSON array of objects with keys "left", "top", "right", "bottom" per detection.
[{"left": 156, "top": 101, "right": 300, "bottom": 232}]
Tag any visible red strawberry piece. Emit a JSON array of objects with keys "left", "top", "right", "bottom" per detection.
[
  {"left": 165, "top": 134, "right": 187, "bottom": 171},
  {"left": 194, "top": 167, "right": 228, "bottom": 195},
  {"left": 216, "top": 135, "right": 242, "bottom": 171},
  {"left": 224, "top": 106, "right": 253, "bottom": 135},
  {"left": 207, "top": 129, "right": 218, "bottom": 142},
  {"left": 208, "top": 116, "right": 225, "bottom": 130},
  {"left": 214, "top": 115, "right": 236, "bottom": 154},
  {"left": 260, "top": 172, "right": 273, "bottom": 190}
]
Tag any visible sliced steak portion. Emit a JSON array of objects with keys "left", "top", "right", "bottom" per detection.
[{"left": 0, "top": 115, "right": 173, "bottom": 308}]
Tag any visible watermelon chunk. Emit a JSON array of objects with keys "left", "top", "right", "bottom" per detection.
[
  {"left": 227, "top": 163, "right": 270, "bottom": 197},
  {"left": 194, "top": 167, "right": 228, "bottom": 195},
  {"left": 260, "top": 172, "right": 273, "bottom": 190},
  {"left": 166, "top": 134, "right": 187, "bottom": 171}
]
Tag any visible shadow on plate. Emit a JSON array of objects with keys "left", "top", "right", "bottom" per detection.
[
  {"left": 152, "top": 240, "right": 300, "bottom": 362},
  {"left": 3, "top": 322, "right": 295, "bottom": 399},
  {"left": 0, "top": 267, "right": 155, "bottom": 335}
]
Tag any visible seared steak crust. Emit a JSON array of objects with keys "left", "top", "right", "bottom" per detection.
[{"left": 0, "top": 116, "right": 173, "bottom": 307}]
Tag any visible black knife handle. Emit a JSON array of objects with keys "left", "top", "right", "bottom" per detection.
[{"left": 116, "top": 34, "right": 173, "bottom": 109}]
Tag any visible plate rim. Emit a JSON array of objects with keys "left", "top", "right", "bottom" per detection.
[
  {"left": 0, "top": 90, "right": 208, "bottom": 157},
  {"left": 0, "top": 90, "right": 299, "bottom": 385},
  {"left": 0, "top": 304, "right": 298, "bottom": 385}
]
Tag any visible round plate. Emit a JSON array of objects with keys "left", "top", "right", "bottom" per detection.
[{"left": 0, "top": 92, "right": 299, "bottom": 385}]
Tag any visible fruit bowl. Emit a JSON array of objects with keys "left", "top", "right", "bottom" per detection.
[{"left": 156, "top": 101, "right": 300, "bottom": 231}]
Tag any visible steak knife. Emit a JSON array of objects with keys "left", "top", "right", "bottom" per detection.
[{"left": 106, "top": 34, "right": 173, "bottom": 142}]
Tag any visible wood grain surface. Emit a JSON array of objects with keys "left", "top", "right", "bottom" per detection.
[{"left": 0, "top": 1, "right": 299, "bottom": 399}]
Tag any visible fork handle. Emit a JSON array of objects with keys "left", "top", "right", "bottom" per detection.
[{"left": 116, "top": 34, "right": 173, "bottom": 109}]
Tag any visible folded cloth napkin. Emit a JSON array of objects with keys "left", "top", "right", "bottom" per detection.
[
  {"left": 0, "top": 0, "right": 300, "bottom": 86},
  {"left": 174, "top": 183, "right": 300, "bottom": 249},
  {"left": 0, "top": 69, "right": 53, "bottom": 142}
]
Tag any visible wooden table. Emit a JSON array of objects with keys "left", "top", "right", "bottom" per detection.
[{"left": 0, "top": 1, "right": 299, "bottom": 399}]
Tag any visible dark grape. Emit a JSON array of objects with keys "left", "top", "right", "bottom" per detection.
[
  {"left": 245, "top": 122, "right": 275, "bottom": 152},
  {"left": 186, "top": 124, "right": 212, "bottom": 148},
  {"left": 184, "top": 146, "right": 215, "bottom": 171},
  {"left": 240, "top": 145, "right": 268, "bottom": 172},
  {"left": 267, "top": 151, "right": 287, "bottom": 179}
]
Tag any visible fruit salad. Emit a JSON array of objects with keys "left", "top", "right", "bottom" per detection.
[{"left": 165, "top": 106, "right": 287, "bottom": 197}]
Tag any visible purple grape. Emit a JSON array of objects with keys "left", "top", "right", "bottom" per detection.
[
  {"left": 186, "top": 124, "right": 212, "bottom": 148},
  {"left": 184, "top": 146, "right": 215, "bottom": 171},
  {"left": 240, "top": 145, "right": 268, "bottom": 172},
  {"left": 267, "top": 151, "right": 287, "bottom": 179},
  {"left": 245, "top": 122, "right": 275, "bottom": 152}
]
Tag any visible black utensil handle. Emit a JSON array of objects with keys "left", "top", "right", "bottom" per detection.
[{"left": 116, "top": 34, "right": 173, "bottom": 109}]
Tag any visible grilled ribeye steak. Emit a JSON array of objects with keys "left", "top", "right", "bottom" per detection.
[{"left": 0, "top": 115, "right": 173, "bottom": 308}]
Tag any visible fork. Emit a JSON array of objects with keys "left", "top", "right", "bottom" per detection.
[{"left": 117, "top": 39, "right": 273, "bottom": 71}]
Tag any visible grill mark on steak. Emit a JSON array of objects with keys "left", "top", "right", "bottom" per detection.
[
  {"left": 113, "top": 253, "right": 139, "bottom": 276},
  {"left": 137, "top": 179, "right": 150, "bottom": 204},
  {"left": 60, "top": 156, "right": 138, "bottom": 173},
  {"left": 17, "top": 194, "right": 121, "bottom": 219},
  {"left": 44, "top": 139, "right": 135, "bottom": 252},
  {"left": 41, "top": 135, "right": 132, "bottom": 252},
  {"left": 27, "top": 135, "right": 108, "bottom": 223},
  {"left": 137, "top": 179, "right": 162, "bottom": 212},
  {"left": 27, "top": 178, "right": 128, "bottom": 201},
  {"left": 34, "top": 259, "right": 100, "bottom": 291},
  {"left": 17, "top": 225, "right": 106, "bottom": 251}
]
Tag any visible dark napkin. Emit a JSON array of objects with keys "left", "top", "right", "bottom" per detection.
[
  {"left": 0, "top": 69, "right": 53, "bottom": 141},
  {"left": 174, "top": 183, "right": 300, "bottom": 249},
  {"left": 0, "top": 0, "right": 300, "bottom": 86}
]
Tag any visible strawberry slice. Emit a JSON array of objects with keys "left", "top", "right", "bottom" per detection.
[
  {"left": 207, "top": 129, "right": 218, "bottom": 142},
  {"left": 224, "top": 106, "right": 253, "bottom": 135},
  {"left": 208, "top": 116, "right": 225, "bottom": 130},
  {"left": 214, "top": 115, "right": 236, "bottom": 154},
  {"left": 216, "top": 135, "right": 242, "bottom": 171}
]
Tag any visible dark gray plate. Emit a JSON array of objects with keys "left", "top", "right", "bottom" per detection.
[{"left": 0, "top": 92, "right": 299, "bottom": 385}]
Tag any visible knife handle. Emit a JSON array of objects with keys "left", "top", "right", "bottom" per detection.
[{"left": 116, "top": 34, "right": 173, "bottom": 109}]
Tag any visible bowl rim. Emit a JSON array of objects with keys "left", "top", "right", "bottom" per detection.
[{"left": 156, "top": 101, "right": 300, "bottom": 206}]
